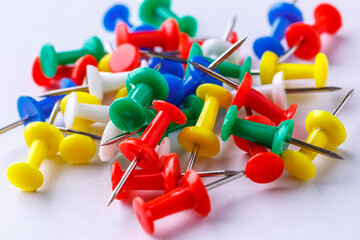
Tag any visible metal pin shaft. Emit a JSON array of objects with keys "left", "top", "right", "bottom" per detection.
[
  {"left": 100, "top": 125, "right": 147, "bottom": 146},
  {"left": 57, "top": 127, "right": 102, "bottom": 141},
  {"left": 181, "top": 170, "right": 241, "bottom": 177},
  {"left": 288, "top": 138, "right": 344, "bottom": 160},
  {"left": 0, "top": 118, "right": 27, "bottom": 134},
  {"left": 332, "top": 89, "right": 354, "bottom": 117},
  {"left": 205, "top": 170, "right": 246, "bottom": 191},
  {"left": 222, "top": 16, "right": 237, "bottom": 41},
  {"left": 186, "top": 144, "right": 200, "bottom": 171},
  {"left": 39, "top": 85, "right": 89, "bottom": 98},
  {"left": 285, "top": 86, "right": 342, "bottom": 94},
  {"left": 107, "top": 157, "right": 140, "bottom": 206},
  {"left": 277, "top": 37, "right": 304, "bottom": 63}
]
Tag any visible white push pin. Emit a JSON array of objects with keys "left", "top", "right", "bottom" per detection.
[
  {"left": 201, "top": 38, "right": 241, "bottom": 65},
  {"left": 64, "top": 92, "right": 110, "bottom": 129}
]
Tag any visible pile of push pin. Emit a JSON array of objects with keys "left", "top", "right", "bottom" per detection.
[{"left": 1, "top": 0, "right": 354, "bottom": 235}]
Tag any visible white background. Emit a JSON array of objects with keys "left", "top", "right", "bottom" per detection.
[{"left": 0, "top": 0, "right": 359, "bottom": 239}]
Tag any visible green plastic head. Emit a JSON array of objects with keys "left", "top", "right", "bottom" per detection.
[
  {"left": 40, "top": 44, "right": 57, "bottom": 78},
  {"left": 185, "top": 42, "right": 203, "bottom": 78},
  {"left": 139, "top": 0, "right": 171, "bottom": 27},
  {"left": 239, "top": 56, "right": 252, "bottom": 80},
  {"left": 82, "top": 36, "right": 106, "bottom": 61},
  {"left": 178, "top": 16, "right": 198, "bottom": 37},
  {"left": 183, "top": 95, "right": 204, "bottom": 120},
  {"left": 221, "top": 105, "right": 238, "bottom": 141},
  {"left": 272, "top": 119, "right": 294, "bottom": 155}
]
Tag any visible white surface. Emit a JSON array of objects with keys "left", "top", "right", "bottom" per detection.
[{"left": 0, "top": 0, "right": 359, "bottom": 239}]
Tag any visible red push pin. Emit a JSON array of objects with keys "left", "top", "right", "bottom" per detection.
[
  {"left": 115, "top": 18, "right": 180, "bottom": 51},
  {"left": 32, "top": 55, "right": 98, "bottom": 86},
  {"left": 189, "top": 63, "right": 297, "bottom": 125},
  {"left": 232, "top": 115, "right": 284, "bottom": 183},
  {"left": 107, "top": 100, "right": 187, "bottom": 206},
  {"left": 111, "top": 153, "right": 181, "bottom": 200},
  {"left": 133, "top": 153, "right": 284, "bottom": 234},
  {"left": 284, "top": 3, "right": 342, "bottom": 60}
]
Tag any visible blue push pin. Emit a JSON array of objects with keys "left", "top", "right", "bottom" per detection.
[
  {"left": 149, "top": 57, "right": 185, "bottom": 79},
  {"left": 103, "top": 4, "right": 155, "bottom": 32},
  {"left": 0, "top": 78, "right": 76, "bottom": 134},
  {"left": 253, "top": 2, "right": 303, "bottom": 59}
]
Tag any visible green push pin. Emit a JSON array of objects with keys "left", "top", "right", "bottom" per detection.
[
  {"left": 40, "top": 36, "right": 105, "bottom": 78},
  {"left": 221, "top": 105, "right": 344, "bottom": 159},
  {"left": 139, "top": 0, "right": 198, "bottom": 37},
  {"left": 109, "top": 67, "right": 169, "bottom": 132}
]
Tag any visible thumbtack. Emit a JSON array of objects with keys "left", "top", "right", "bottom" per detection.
[
  {"left": 259, "top": 51, "right": 328, "bottom": 88},
  {"left": 115, "top": 18, "right": 180, "bottom": 51},
  {"left": 109, "top": 67, "right": 169, "bottom": 132},
  {"left": 221, "top": 105, "right": 344, "bottom": 159},
  {"left": 101, "top": 95, "right": 203, "bottom": 147},
  {"left": 0, "top": 78, "right": 76, "bottom": 134},
  {"left": 6, "top": 102, "right": 64, "bottom": 191},
  {"left": 282, "top": 3, "right": 342, "bottom": 60},
  {"left": 64, "top": 92, "right": 110, "bottom": 129},
  {"left": 189, "top": 65, "right": 297, "bottom": 125},
  {"left": 107, "top": 100, "right": 187, "bottom": 206},
  {"left": 59, "top": 134, "right": 97, "bottom": 164},
  {"left": 253, "top": 2, "right": 303, "bottom": 59},
  {"left": 40, "top": 36, "right": 105, "bottom": 78},
  {"left": 222, "top": 16, "right": 237, "bottom": 41},
  {"left": 282, "top": 89, "right": 353, "bottom": 180},
  {"left": 139, "top": 0, "right": 198, "bottom": 37},
  {"left": 133, "top": 153, "right": 284, "bottom": 234},
  {"left": 178, "top": 84, "right": 232, "bottom": 170}
]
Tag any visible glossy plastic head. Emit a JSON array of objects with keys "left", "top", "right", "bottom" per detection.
[
  {"left": 245, "top": 152, "right": 284, "bottom": 183},
  {"left": 305, "top": 110, "right": 346, "bottom": 148},
  {"left": 139, "top": 0, "right": 171, "bottom": 26},
  {"left": 271, "top": 71, "right": 287, "bottom": 109},
  {"left": 109, "top": 43, "right": 140, "bottom": 72},
  {"left": 259, "top": 51, "right": 278, "bottom": 85},
  {"left": 98, "top": 53, "right": 112, "bottom": 72},
  {"left": 109, "top": 67, "right": 168, "bottom": 131},
  {"left": 103, "top": 4, "right": 132, "bottom": 32},
  {"left": 149, "top": 58, "right": 185, "bottom": 79},
  {"left": 253, "top": 36, "right": 284, "bottom": 59},
  {"left": 17, "top": 96, "right": 46, "bottom": 125},
  {"left": 231, "top": 73, "right": 253, "bottom": 109},
  {"left": 99, "top": 121, "right": 124, "bottom": 161},
  {"left": 82, "top": 36, "right": 106, "bottom": 61},
  {"left": 161, "top": 153, "right": 181, "bottom": 192},
  {"left": 86, "top": 65, "right": 104, "bottom": 101},
  {"left": 201, "top": 38, "right": 241, "bottom": 64},
  {"left": 59, "top": 134, "right": 97, "bottom": 164},
  {"left": 313, "top": 53, "right": 328, "bottom": 88},
  {"left": 183, "top": 94, "right": 204, "bottom": 118},
  {"left": 64, "top": 92, "right": 81, "bottom": 129},
  {"left": 162, "top": 74, "right": 184, "bottom": 105},
  {"left": 272, "top": 119, "right": 294, "bottom": 155},
  {"left": 184, "top": 42, "right": 203, "bottom": 78},
  {"left": 7, "top": 162, "right": 44, "bottom": 192},
  {"left": 268, "top": 2, "right": 303, "bottom": 25},
  {"left": 221, "top": 105, "right": 238, "bottom": 142},
  {"left": 39, "top": 43, "right": 58, "bottom": 78},
  {"left": 159, "top": 18, "right": 180, "bottom": 51},
  {"left": 71, "top": 55, "right": 98, "bottom": 85},
  {"left": 314, "top": 3, "right": 342, "bottom": 34},
  {"left": 282, "top": 150, "right": 317, "bottom": 180}
]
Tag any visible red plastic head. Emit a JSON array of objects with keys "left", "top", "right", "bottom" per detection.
[
  {"left": 71, "top": 55, "right": 98, "bottom": 85},
  {"left": 159, "top": 18, "right": 180, "bottom": 51},
  {"left": 109, "top": 43, "right": 140, "bottom": 73},
  {"left": 179, "top": 32, "right": 192, "bottom": 59},
  {"left": 232, "top": 72, "right": 253, "bottom": 109},
  {"left": 115, "top": 22, "right": 130, "bottom": 46},
  {"left": 161, "top": 153, "right": 181, "bottom": 192}
]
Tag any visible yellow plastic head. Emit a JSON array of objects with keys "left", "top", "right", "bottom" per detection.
[
  {"left": 259, "top": 51, "right": 278, "bottom": 85},
  {"left": 305, "top": 110, "right": 346, "bottom": 149},
  {"left": 59, "top": 135, "right": 97, "bottom": 164},
  {"left": 313, "top": 53, "right": 328, "bottom": 88},
  {"left": 196, "top": 84, "right": 232, "bottom": 108},
  {"left": 60, "top": 92, "right": 102, "bottom": 131},
  {"left": 282, "top": 150, "right": 316, "bottom": 180},
  {"left": 98, "top": 53, "right": 112, "bottom": 72},
  {"left": 7, "top": 163, "right": 44, "bottom": 191},
  {"left": 178, "top": 126, "right": 220, "bottom": 157},
  {"left": 113, "top": 86, "right": 128, "bottom": 100}
]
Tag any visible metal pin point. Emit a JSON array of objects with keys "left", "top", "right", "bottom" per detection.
[
  {"left": 186, "top": 144, "right": 200, "bottom": 171},
  {"left": 153, "top": 61, "right": 163, "bottom": 71},
  {"left": 181, "top": 169, "right": 242, "bottom": 177},
  {"left": 277, "top": 37, "right": 304, "bottom": 63},
  {"left": 222, "top": 16, "right": 237, "bottom": 41},
  {"left": 56, "top": 127, "right": 102, "bottom": 141},
  {"left": 47, "top": 99, "right": 61, "bottom": 124},
  {"left": 205, "top": 170, "right": 246, "bottom": 191},
  {"left": 101, "top": 126, "right": 147, "bottom": 146},
  {"left": 332, "top": 89, "right": 354, "bottom": 117}
]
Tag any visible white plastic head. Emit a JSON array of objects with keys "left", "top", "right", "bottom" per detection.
[
  {"left": 87, "top": 65, "right": 104, "bottom": 101},
  {"left": 271, "top": 71, "right": 287, "bottom": 109},
  {"left": 201, "top": 38, "right": 241, "bottom": 65},
  {"left": 64, "top": 92, "right": 79, "bottom": 129},
  {"left": 99, "top": 121, "right": 124, "bottom": 161}
]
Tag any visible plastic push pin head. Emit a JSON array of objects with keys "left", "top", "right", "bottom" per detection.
[
  {"left": 115, "top": 18, "right": 180, "bottom": 51},
  {"left": 109, "top": 67, "right": 169, "bottom": 131},
  {"left": 109, "top": 43, "right": 141, "bottom": 73},
  {"left": 285, "top": 3, "right": 342, "bottom": 59},
  {"left": 59, "top": 134, "right": 97, "bottom": 164},
  {"left": 253, "top": 2, "right": 303, "bottom": 59},
  {"left": 260, "top": 51, "right": 328, "bottom": 88},
  {"left": 103, "top": 4, "right": 133, "bottom": 32},
  {"left": 40, "top": 36, "right": 105, "bottom": 78},
  {"left": 7, "top": 122, "right": 64, "bottom": 191},
  {"left": 139, "top": 0, "right": 198, "bottom": 37}
]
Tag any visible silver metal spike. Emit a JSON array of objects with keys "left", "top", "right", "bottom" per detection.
[
  {"left": 205, "top": 170, "right": 246, "bottom": 191},
  {"left": 186, "top": 144, "right": 200, "bottom": 171},
  {"left": 332, "top": 89, "right": 354, "bottom": 117},
  {"left": 222, "top": 16, "right": 237, "bottom": 41}
]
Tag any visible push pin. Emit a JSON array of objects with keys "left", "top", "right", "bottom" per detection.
[
  {"left": 115, "top": 18, "right": 180, "bottom": 51},
  {"left": 232, "top": 115, "right": 284, "bottom": 183},
  {"left": 107, "top": 100, "right": 187, "bottom": 206},
  {"left": 253, "top": 2, "right": 303, "bottom": 58},
  {"left": 178, "top": 84, "right": 232, "bottom": 170},
  {"left": 133, "top": 153, "right": 285, "bottom": 234},
  {"left": 222, "top": 105, "right": 343, "bottom": 159},
  {"left": 283, "top": 3, "right": 342, "bottom": 60},
  {"left": 59, "top": 134, "right": 97, "bottom": 164},
  {"left": 259, "top": 51, "right": 328, "bottom": 88},
  {"left": 282, "top": 89, "right": 352, "bottom": 180},
  {"left": 189, "top": 65, "right": 297, "bottom": 125},
  {"left": 40, "top": 36, "right": 105, "bottom": 77},
  {"left": 101, "top": 95, "right": 203, "bottom": 147},
  {"left": 0, "top": 78, "right": 76, "bottom": 134},
  {"left": 64, "top": 92, "right": 110, "bottom": 129},
  {"left": 32, "top": 55, "right": 97, "bottom": 87},
  {"left": 139, "top": 0, "right": 198, "bottom": 37},
  {"left": 7, "top": 101, "right": 64, "bottom": 191},
  {"left": 59, "top": 92, "right": 102, "bottom": 132},
  {"left": 40, "top": 65, "right": 131, "bottom": 101},
  {"left": 109, "top": 67, "right": 169, "bottom": 132},
  {"left": 103, "top": 4, "right": 155, "bottom": 32},
  {"left": 99, "top": 108, "right": 156, "bottom": 161}
]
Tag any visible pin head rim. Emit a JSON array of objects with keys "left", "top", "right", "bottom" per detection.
[
  {"left": 115, "top": 22, "right": 130, "bottom": 46},
  {"left": 196, "top": 83, "right": 232, "bottom": 109},
  {"left": 109, "top": 43, "right": 140, "bottom": 73},
  {"left": 183, "top": 95, "right": 204, "bottom": 120},
  {"left": 40, "top": 43, "right": 58, "bottom": 78},
  {"left": 278, "top": 103, "right": 297, "bottom": 125},
  {"left": 103, "top": 4, "right": 131, "bottom": 32},
  {"left": 272, "top": 119, "right": 294, "bottom": 155},
  {"left": 162, "top": 153, "right": 181, "bottom": 192},
  {"left": 313, "top": 53, "right": 328, "bottom": 88},
  {"left": 7, "top": 162, "right": 44, "bottom": 192},
  {"left": 185, "top": 42, "right": 203, "bottom": 78},
  {"left": 152, "top": 100, "right": 187, "bottom": 125},
  {"left": 282, "top": 150, "right": 316, "bottom": 180},
  {"left": 253, "top": 36, "right": 285, "bottom": 60},
  {"left": 87, "top": 65, "right": 104, "bottom": 101},
  {"left": 268, "top": 2, "right": 303, "bottom": 26},
  {"left": 221, "top": 105, "right": 238, "bottom": 142},
  {"left": 82, "top": 36, "right": 106, "bottom": 62},
  {"left": 159, "top": 18, "right": 180, "bottom": 51},
  {"left": 59, "top": 134, "right": 97, "bottom": 164},
  {"left": 133, "top": 196, "right": 155, "bottom": 234},
  {"left": 71, "top": 54, "right": 98, "bottom": 85},
  {"left": 17, "top": 96, "right": 45, "bottom": 125},
  {"left": 178, "top": 15, "right": 198, "bottom": 37},
  {"left": 139, "top": 0, "right": 171, "bottom": 27},
  {"left": 259, "top": 51, "right": 278, "bottom": 85},
  {"left": 232, "top": 72, "right": 253, "bottom": 109},
  {"left": 314, "top": 3, "right": 342, "bottom": 34}
]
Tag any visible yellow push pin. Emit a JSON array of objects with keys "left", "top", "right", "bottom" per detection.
[
  {"left": 59, "top": 134, "right": 97, "bottom": 164},
  {"left": 60, "top": 92, "right": 102, "bottom": 132},
  {"left": 282, "top": 89, "right": 353, "bottom": 180},
  {"left": 258, "top": 51, "right": 328, "bottom": 88},
  {"left": 98, "top": 53, "right": 112, "bottom": 72},
  {"left": 178, "top": 83, "right": 232, "bottom": 170},
  {"left": 7, "top": 101, "right": 64, "bottom": 191},
  {"left": 113, "top": 86, "right": 128, "bottom": 100}
]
